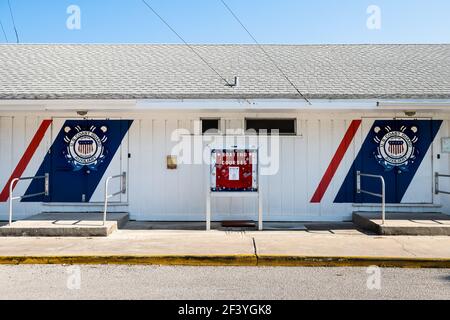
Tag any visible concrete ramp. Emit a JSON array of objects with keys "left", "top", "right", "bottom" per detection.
[
  {"left": 353, "top": 211, "right": 450, "bottom": 236},
  {"left": 0, "top": 212, "right": 129, "bottom": 237}
]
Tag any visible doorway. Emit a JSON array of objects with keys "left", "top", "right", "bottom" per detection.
[
  {"left": 23, "top": 118, "right": 132, "bottom": 203},
  {"left": 357, "top": 118, "right": 439, "bottom": 204}
]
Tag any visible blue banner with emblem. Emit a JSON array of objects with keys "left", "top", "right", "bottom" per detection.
[
  {"left": 334, "top": 120, "right": 442, "bottom": 204},
  {"left": 23, "top": 120, "right": 133, "bottom": 203}
]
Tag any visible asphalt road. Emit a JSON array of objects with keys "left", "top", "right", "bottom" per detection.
[{"left": 0, "top": 265, "right": 449, "bottom": 300}]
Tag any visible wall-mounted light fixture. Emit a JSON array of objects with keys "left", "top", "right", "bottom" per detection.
[
  {"left": 167, "top": 155, "right": 177, "bottom": 170},
  {"left": 404, "top": 111, "right": 416, "bottom": 117}
]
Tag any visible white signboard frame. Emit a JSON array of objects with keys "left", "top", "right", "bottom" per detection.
[{"left": 206, "top": 146, "right": 262, "bottom": 231}]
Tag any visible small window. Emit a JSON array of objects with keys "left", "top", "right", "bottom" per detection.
[
  {"left": 202, "top": 119, "right": 220, "bottom": 134},
  {"left": 245, "top": 119, "right": 296, "bottom": 135}
]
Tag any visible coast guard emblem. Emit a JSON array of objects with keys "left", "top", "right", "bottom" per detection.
[
  {"left": 63, "top": 125, "right": 108, "bottom": 171},
  {"left": 374, "top": 125, "right": 418, "bottom": 171}
]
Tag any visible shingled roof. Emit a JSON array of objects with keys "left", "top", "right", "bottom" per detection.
[{"left": 0, "top": 44, "right": 449, "bottom": 100}]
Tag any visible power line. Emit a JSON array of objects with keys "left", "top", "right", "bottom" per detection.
[
  {"left": 140, "top": 0, "right": 232, "bottom": 87},
  {"left": 0, "top": 19, "right": 8, "bottom": 43},
  {"left": 219, "top": 0, "right": 311, "bottom": 105},
  {"left": 7, "top": 0, "right": 19, "bottom": 43}
]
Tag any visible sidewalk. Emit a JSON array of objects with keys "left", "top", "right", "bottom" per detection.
[{"left": 0, "top": 224, "right": 449, "bottom": 267}]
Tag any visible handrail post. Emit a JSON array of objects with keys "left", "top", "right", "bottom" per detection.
[
  {"left": 103, "top": 172, "right": 126, "bottom": 226},
  {"left": 103, "top": 176, "right": 111, "bottom": 226},
  {"left": 356, "top": 172, "right": 386, "bottom": 225},
  {"left": 7, "top": 174, "right": 49, "bottom": 226},
  {"left": 356, "top": 171, "right": 361, "bottom": 193},
  {"left": 435, "top": 172, "right": 440, "bottom": 195},
  {"left": 121, "top": 172, "right": 127, "bottom": 194},
  {"left": 9, "top": 178, "right": 19, "bottom": 226},
  {"left": 381, "top": 177, "right": 386, "bottom": 225},
  {"left": 434, "top": 172, "right": 450, "bottom": 195},
  {"left": 45, "top": 173, "right": 50, "bottom": 196}
]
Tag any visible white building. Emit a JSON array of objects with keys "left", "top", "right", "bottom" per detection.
[{"left": 0, "top": 44, "right": 449, "bottom": 223}]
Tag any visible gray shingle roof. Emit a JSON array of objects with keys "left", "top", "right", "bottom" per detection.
[{"left": 0, "top": 44, "right": 449, "bottom": 100}]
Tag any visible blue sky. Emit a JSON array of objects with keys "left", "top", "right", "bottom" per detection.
[{"left": 0, "top": 0, "right": 449, "bottom": 44}]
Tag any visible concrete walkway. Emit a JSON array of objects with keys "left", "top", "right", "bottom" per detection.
[{"left": 0, "top": 223, "right": 449, "bottom": 267}]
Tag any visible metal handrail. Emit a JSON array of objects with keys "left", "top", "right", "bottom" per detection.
[
  {"left": 103, "top": 172, "right": 127, "bottom": 226},
  {"left": 356, "top": 171, "right": 386, "bottom": 225},
  {"left": 435, "top": 172, "right": 450, "bottom": 195},
  {"left": 9, "top": 173, "right": 49, "bottom": 226}
]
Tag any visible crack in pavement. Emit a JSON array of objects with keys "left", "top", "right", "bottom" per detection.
[{"left": 392, "top": 238, "right": 417, "bottom": 257}]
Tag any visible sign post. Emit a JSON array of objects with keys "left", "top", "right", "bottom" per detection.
[{"left": 206, "top": 148, "right": 262, "bottom": 231}]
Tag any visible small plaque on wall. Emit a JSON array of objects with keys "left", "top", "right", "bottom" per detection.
[{"left": 442, "top": 137, "right": 450, "bottom": 153}]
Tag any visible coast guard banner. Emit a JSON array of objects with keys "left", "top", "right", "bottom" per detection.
[
  {"left": 335, "top": 119, "right": 442, "bottom": 204},
  {"left": 23, "top": 120, "right": 133, "bottom": 203}
]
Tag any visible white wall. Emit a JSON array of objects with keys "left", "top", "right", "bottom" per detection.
[
  {"left": 436, "top": 120, "right": 450, "bottom": 216},
  {"left": 0, "top": 110, "right": 449, "bottom": 221},
  {"left": 0, "top": 115, "right": 52, "bottom": 219}
]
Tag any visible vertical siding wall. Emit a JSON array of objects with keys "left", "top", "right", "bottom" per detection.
[
  {"left": 437, "top": 120, "right": 450, "bottom": 215},
  {"left": 0, "top": 116, "right": 51, "bottom": 219},
  {"left": 127, "top": 115, "right": 360, "bottom": 221},
  {"left": 1, "top": 112, "right": 449, "bottom": 222}
]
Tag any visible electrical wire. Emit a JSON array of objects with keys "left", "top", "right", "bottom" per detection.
[
  {"left": 0, "top": 18, "right": 8, "bottom": 42},
  {"left": 7, "top": 0, "right": 19, "bottom": 43},
  {"left": 141, "top": 0, "right": 232, "bottom": 87},
  {"left": 219, "top": 0, "right": 311, "bottom": 105}
]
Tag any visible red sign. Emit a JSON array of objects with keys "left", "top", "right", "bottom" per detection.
[{"left": 211, "top": 149, "right": 258, "bottom": 192}]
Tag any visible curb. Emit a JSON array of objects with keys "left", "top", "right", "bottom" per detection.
[
  {"left": 0, "top": 254, "right": 449, "bottom": 268},
  {"left": 257, "top": 255, "right": 450, "bottom": 268},
  {"left": 0, "top": 255, "right": 258, "bottom": 266}
]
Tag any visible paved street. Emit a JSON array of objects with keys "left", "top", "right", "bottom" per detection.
[{"left": 0, "top": 265, "right": 449, "bottom": 300}]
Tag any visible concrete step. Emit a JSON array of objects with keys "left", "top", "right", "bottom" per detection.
[
  {"left": 0, "top": 212, "right": 129, "bottom": 237},
  {"left": 353, "top": 211, "right": 450, "bottom": 236},
  {"left": 352, "top": 204, "right": 442, "bottom": 213}
]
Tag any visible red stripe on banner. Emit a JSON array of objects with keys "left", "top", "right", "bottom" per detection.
[
  {"left": 0, "top": 119, "right": 52, "bottom": 202},
  {"left": 310, "top": 120, "right": 362, "bottom": 203}
]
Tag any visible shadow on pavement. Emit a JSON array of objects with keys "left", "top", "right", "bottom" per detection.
[{"left": 121, "top": 221, "right": 373, "bottom": 235}]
